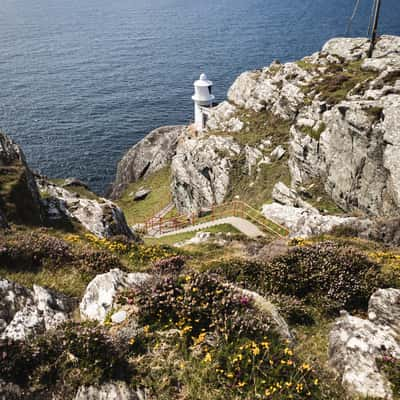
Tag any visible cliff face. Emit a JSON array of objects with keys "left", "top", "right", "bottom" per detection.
[
  {"left": 0, "top": 132, "right": 43, "bottom": 225},
  {"left": 110, "top": 126, "right": 187, "bottom": 199},
  {"left": 111, "top": 36, "right": 400, "bottom": 220},
  {"left": 170, "top": 35, "right": 400, "bottom": 217}
]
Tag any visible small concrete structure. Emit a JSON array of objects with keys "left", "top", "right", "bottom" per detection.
[{"left": 192, "top": 73, "right": 215, "bottom": 132}]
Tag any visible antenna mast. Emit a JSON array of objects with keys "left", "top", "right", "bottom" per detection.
[{"left": 368, "top": 0, "right": 382, "bottom": 57}]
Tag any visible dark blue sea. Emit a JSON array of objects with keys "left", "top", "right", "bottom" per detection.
[{"left": 0, "top": 0, "right": 399, "bottom": 194}]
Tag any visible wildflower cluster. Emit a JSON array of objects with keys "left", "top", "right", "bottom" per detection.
[
  {"left": 83, "top": 233, "right": 130, "bottom": 254},
  {"left": 81, "top": 232, "right": 180, "bottom": 266},
  {"left": 0, "top": 231, "right": 124, "bottom": 275},
  {"left": 212, "top": 339, "right": 320, "bottom": 399},
  {"left": 128, "top": 244, "right": 180, "bottom": 266},
  {"left": 151, "top": 255, "right": 186, "bottom": 275},
  {"left": 121, "top": 271, "right": 269, "bottom": 343}
]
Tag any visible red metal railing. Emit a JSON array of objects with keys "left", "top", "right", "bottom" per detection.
[{"left": 142, "top": 200, "right": 289, "bottom": 238}]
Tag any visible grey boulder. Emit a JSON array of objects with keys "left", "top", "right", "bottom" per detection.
[
  {"left": 329, "top": 288, "right": 400, "bottom": 399},
  {"left": 80, "top": 269, "right": 151, "bottom": 323},
  {"left": 74, "top": 382, "right": 139, "bottom": 400},
  {"left": 0, "top": 279, "right": 75, "bottom": 341}
]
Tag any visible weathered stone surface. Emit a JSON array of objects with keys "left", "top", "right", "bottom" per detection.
[
  {"left": 0, "top": 279, "right": 75, "bottom": 341},
  {"left": 227, "top": 62, "right": 309, "bottom": 120},
  {"left": 74, "top": 382, "right": 139, "bottom": 400},
  {"left": 288, "top": 36, "right": 400, "bottom": 217},
  {"left": 80, "top": 269, "right": 151, "bottom": 322},
  {"left": 321, "top": 37, "right": 369, "bottom": 61},
  {"left": 262, "top": 203, "right": 356, "bottom": 238},
  {"left": 329, "top": 288, "right": 400, "bottom": 399},
  {"left": 270, "top": 145, "right": 286, "bottom": 161},
  {"left": 205, "top": 101, "right": 244, "bottom": 132},
  {"left": 62, "top": 177, "right": 89, "bottom": 189},
  {"left": 111, "top": 126, "right": 186, "bottom": 199},
  {"left": 272, "top": 182, "right": 316, "bottom": 211},
  {"left": 37, "top": 177, "right": 139, "bottom": 240},
  {"left": 171, "top": 135, "right": 241, "bottom": 215},
  {"left": 0, "top": 132, "right": 43, "bottom": 225},
  {"left": 133, "top": 188, "right": 151, "bottom": 201}
]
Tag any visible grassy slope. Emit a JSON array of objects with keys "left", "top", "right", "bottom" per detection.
[{"left": 116, "top": 166, "right": 173, "bottom": 225}]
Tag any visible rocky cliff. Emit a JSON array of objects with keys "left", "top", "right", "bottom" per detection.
[
  {"left": 0, "top": 132, "right": 137, "bottom": 239},
  {"left": 113, "top": 35, "right": 400, "bottom": 224}
]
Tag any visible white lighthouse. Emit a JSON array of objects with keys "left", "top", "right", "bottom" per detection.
[{"left": 192, "top": 73, "right": 215, "bottom": 132}]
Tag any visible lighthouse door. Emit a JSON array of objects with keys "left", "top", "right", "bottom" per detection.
[{"left": 202, "top": 113, "right": 208, "bottom": 129}]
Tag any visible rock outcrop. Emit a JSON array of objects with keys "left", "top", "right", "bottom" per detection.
[
  {"left": 0, "top": 279, "right": 75, "bottom": 341},
  {"left": 328, "top": 288, "right": 400, "bottom": 399},
  {"left": 0, "top": 132, "right": 43, "bottom": 225},
  {"left": 288, "top": 36, "right": 400, "bottom": 217},
  {"left": 74, "top": 382, "right": 139, "bottom": 400},
  {"left": 111, "top": 126, "right": 187, "bottom": 199},
  {"left": 262, "top": 203, "right": 357, "bottom": 238},
  {"left": 171, "top": 135, "right": 241, "bottom": 215},
  {"left": 80, "top": 269, "right": 151, "bottom": 322},
  {"left": 37, "top": 177, "right": 139, "bottom": 240}
]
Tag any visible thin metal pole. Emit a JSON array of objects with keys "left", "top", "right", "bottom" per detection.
[{"left": 368, "top": 0, "right": 382, "bottom": 58}]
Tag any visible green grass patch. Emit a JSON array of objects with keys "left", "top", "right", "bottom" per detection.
[
  {"left": 226, "top": 152, "right": 291, "bottom": 209},
  {"left": 116, "top": 167, "right": 172, "bottom": 225},
  {"left": 300, "top": 180, "right": 344, "bottom": 215}
]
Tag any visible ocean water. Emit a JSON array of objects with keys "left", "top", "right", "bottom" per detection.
[{"left": 0, "top": 0, "right": 399, "bottom": 194}]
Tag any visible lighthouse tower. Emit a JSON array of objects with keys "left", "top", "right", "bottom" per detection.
[{"left": 192, "top": 73, "right": 215, "bottom": 132}]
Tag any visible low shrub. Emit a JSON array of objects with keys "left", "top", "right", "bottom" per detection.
[
  {"left": 0, "top": 322, "right": 130, "bottom": 396},
  {"left": 151, "top": 255, "right": 186, "bottom": 275},
  {"left": 265, "top": 241, "right": 384, "bottom": 312},
  {"left": 209, "top": 242, "right": 386, "bottom": 315},
  {"left": 75, "top": 248, "right": 124, "bottom": 274},
  {"left": 119, "top": 271, "right": 323, "bottom": 399},
  {"left": 268, "top": 294, "right": 315, "bottom": 326},
  {"left": 0, "top": 231, "right": 73, "bottom": 270}
]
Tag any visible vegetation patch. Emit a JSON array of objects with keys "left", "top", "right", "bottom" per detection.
[
  {"left": 302, "top": 61, "right": 379, "bottom": 105},
  {"left": 115, "top": 271, "right": 323, "bottom": 399},
  {"left": 208, "top": 241, "right": 392, "bottom": 315},
  {"left": 116, "top": 166, "right": 172, "bottom": 225},
  {"left": 0, "top": 322, "right": 130, "bottom": 398},
  {"left": 0, "top": 166, "right": 42, "bottom": 225},
  {"left": 377, "top": 355, "right": 400, "bottom": 396}
]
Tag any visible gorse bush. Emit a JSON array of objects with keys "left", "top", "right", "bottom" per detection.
[
  {"left": 117, "top": 271, "right": 323, "bottom": 399},
  {"left": 120, "top": 271, "right": 269, "bottom": 342},
  {"left": 0, "top": 322, "right": 130, "bottom": 397}
]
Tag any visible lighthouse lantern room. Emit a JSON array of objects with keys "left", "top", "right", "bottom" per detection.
[{"left": 192, "top": 73, "right": 215, "bottom": 132}]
